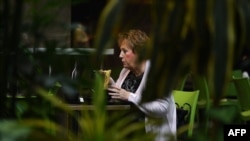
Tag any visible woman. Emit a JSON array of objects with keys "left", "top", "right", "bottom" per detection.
[{"left": 108, "top": 29, "right": 176, "bottom": 141}]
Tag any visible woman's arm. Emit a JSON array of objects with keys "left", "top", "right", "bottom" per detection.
[{"left": 131, "top": 96, "right": 172, "bottom": 118}]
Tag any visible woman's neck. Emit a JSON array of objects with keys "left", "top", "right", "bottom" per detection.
[{"left": 132, "top": 61, "right": 146, "bottom": 77}]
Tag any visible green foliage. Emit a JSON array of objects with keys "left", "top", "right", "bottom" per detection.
[{"left": 1, "top": 0, "right": 250, "bottom": 141}]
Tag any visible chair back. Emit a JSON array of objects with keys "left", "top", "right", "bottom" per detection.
[
  {"left": 225, "top": 70, "right": 242, "bottom": 98},
  {"left": 173, "top": 90, "right": 200, "bottom": 137},
  {"left": 192, "top": 74, "right": 210, "bottom": 110},
  {"left": 232, "top": 77, "right": 250, "bottom": 111}
]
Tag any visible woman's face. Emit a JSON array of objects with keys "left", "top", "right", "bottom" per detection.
[{"left": 119, "top": 39, "right": 138, "bottom": 70}]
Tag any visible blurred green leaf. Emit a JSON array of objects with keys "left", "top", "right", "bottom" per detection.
[{"left": 0, "top": 120, "right": 30, "bottom": 141}]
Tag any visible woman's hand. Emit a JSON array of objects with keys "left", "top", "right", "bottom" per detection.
[{"left": 108, "top": 85, "right": 130, "bottom": 101}]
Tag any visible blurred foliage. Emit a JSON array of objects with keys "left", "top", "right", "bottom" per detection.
[{"left": 1, "top": 0, "right": 250, "bottom": 141}]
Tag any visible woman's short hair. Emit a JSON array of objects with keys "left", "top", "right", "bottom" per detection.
[{"left": 118, "top": 29, "right": 150, "bottom": 56}]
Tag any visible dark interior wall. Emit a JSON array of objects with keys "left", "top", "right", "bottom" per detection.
[
  {"left": 120, "top": 3, "right": 152, "bottom": 34},
  {"left": 71, "top": 1, "right": 152, "bottom": 39},
  {"left": 71, "top": 0, "right": 107, "bottom": 42}
]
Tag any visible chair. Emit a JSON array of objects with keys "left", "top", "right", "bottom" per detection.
[
  {"left": 232, "top": 77, "right": 250, "bottom": 123},
  {"left": 191, "top": 74, "right": 211, "bottom": 130},
  {"left": 173, "top": 90, "right": 200, "bottom": 138},
  {"left": 224, "top": 70, "right": 242, "bottom": 99},
  {"left": 192, "top": 74, "right": 210, "bottom": 110},
  {"left": 218, "top": 70, "right": 241, "bottom": 107}
]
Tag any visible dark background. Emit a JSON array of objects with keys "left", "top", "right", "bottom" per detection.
[{"left": 71, "top": 1, "right": 152, "bottom": 79}]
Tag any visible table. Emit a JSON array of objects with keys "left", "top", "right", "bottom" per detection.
[
  {"left": 60, "top": 104, "right": 131, "bottom": 137},
  {"left": 67, "top": 104, "right": 131, "bottom": 111}
]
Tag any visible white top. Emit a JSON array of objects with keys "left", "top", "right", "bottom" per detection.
[{"left": 115, "top": 60, "right": 177, "bottom": 141}]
